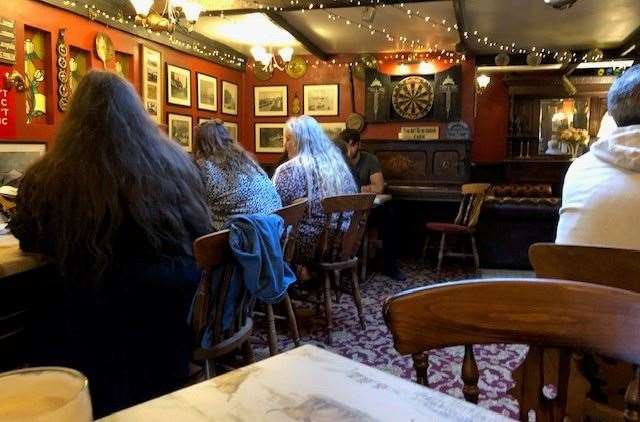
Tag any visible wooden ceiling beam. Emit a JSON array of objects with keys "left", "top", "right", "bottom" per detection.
[
  {"left": 264, "top": 11, "right": 333, "bottom": 61},
  {"left": 200, "top": 0, "right": 446, "bottom": 16},
  {"left": 451, "top": 0, "right": 469, "bottom": 54},
  {"left": 617, "top": 25, "right": 640, "bottom": 58}
]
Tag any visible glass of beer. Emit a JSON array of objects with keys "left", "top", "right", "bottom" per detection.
[{"left": 0, "top": 367, "right": 92, "bottom": 422}]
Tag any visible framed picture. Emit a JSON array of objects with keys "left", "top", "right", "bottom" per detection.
[
  {"left": 222, "top": 81, "right": 238, "bottom": 115},
  {"left": 141, "top": 45, "right": 162, "bottom": 123},
  {"left": 255, "top": 123, "right": 285, "bottom": 153},
  {"left": 254, "top": 86, "right": 287, "bottom": 117},
  {"left": 304, "top": 84, "right": 339, "bottom": 116},
  {"left": 167, "top": 64, "right": 191, "bottom": 106},
  {"left": 0, "top": 143, "right": 46, "bottom": 186},
  {"left": 223, "top": 122, "right": 238, "bottom": 142},
  {"left": 168, "top": 113, "right": 193, "bottom": 152},
  {"left": 197, "top": 73, "right": 217, "bottom": 111},
  {"left": 320, "top": 122, "right": 346, "bottom": 140}
]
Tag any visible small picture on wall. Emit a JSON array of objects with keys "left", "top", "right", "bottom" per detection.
[
  {"left": 141, "top": 45, "right": 162, "bottom": 123},
  {"left": 168, "top": 113, "right": 193, "bottom": 152},
  {"left": 304, "top": 84, "right": 339, "bottom": 116},
  {"left": 197, "top": 73, "right": 217, "bottom": 111},
  {"left": 0, "top": 143, "right": 46, "bottom": 186},
  {"left": 223, "top": 122, "right": 238, "bottom": 142},
  {"left": 222, "top": 81, "right": 238, "bottom": 115},
  {"left": 167, "top": 64, "right": 191, "bottom": 106},
  {"left": 254, "top": 86, "right": 287, "bottom": 117},
  {"left": 320, "top": 122, "right": 346, "bottom": 141},
  {"left": 255, "top": 123, "right": 285, "bottom": 153}
]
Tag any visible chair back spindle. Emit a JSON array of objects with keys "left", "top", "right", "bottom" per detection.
[
  {"left": 274, "top": 198, "right": 309, "bottom": 264},
  {"left": 454, "top": 183, "right": 490, "bottom": 229}
]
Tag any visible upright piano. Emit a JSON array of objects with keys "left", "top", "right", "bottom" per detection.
[{"left": 361, "top": 139, "right": 471, "bottom": 202}]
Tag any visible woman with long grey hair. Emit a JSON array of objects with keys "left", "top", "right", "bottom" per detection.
[
  {"left": 273, "top": 115, "right": 357, "bottom": 269},
  {"left": 194, "top": 119, "right": 282, "bottom": 230}
]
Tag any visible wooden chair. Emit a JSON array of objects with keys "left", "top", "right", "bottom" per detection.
[
  {"left": 257, "top": 198, "right": 308, "bottom": 356},
  {"left": 316, "top": 193, "right": 376, "bottom": 344},
  {"left": 530, "top": 243, "right": 640, "bottom": 419},
  {"left": 384, "top": 278, "right": 640, "bottom": 422},
  {"left": 191, "top": 230, "right": 255, "bottom": 379},
  {"left": 423, "top": 183, "right": 490, "bottom": 273}
]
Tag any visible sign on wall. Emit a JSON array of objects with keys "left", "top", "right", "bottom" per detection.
[
  {"left": 0, "top": 65, "right": 16, "bottom": 139},
  {"left": 398, "top": 126, "right": 439, "bottom": 140},
  {"left": 0, "top": 17, "right": 16, "bottom": 65}
]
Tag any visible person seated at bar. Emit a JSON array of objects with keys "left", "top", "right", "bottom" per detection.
[
  {"left": 336, "top": 129, "right": 406, "bottom": 281},
  {"left": 556, "top": 64, "right": 640, "bottom": 250},
  {"left": 9, "top": 71, "right": 213, "bottom": 417},
  {"left": 273, "top": 115, "right": 357, "bottom": 277},
  {"left": 194, "top": 119, "right": 282, "bottom": 230}
]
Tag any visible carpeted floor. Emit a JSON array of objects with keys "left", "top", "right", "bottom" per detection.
[{"left": 252, "top": 261, "right": 527, "bottom": 420}]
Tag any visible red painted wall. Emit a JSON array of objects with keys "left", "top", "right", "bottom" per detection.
[
  {"left": 473, "top": 73, "right": 509, "bottom": 162},
  {"left": 244, "top": 56, "right": 479, "bottom": 164},
  {"left": 4, "top": 0, "right": 243, "bottom": 147}
]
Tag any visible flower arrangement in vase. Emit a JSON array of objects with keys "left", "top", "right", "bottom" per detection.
[{"left": 560, "top": 127, "right": 590, "bottom": 159}]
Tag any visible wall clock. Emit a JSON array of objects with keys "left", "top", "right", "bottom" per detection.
[{"left": 391, "top": 76, "right": 434, "bottom": 120}]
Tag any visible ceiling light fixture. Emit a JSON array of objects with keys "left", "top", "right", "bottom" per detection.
[
  {"left": 251, "top": 46, "right": 294, "bottom": 72},
  {"left": 129, "top": 0, "right": 203, "bottom": 33}
]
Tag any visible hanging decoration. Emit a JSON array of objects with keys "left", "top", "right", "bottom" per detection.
[
  {"left": 526, "top": 52, "right": 543, "bottom": 66},
  {"left": 584, "top": 48, "right": 604, "bottom": 62},
  {"left": 285, "top": 56, "right": 308, "bottom": 79},
  {"left": 95, "top": 32, "right": 114, "bottom": 68},
  {"left": 56, "top": 29, "right": 70, "bottom": 112},
  {"left": 494, "top": 52, "right": 510, "bottom": 66},
  {"left": 291, "top": 93, "right": 301, "bottom": 115}
]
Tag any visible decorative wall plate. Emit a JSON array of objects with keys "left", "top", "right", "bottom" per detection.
[
  {"left": 392, "top": 76, "right": 434, "bottom": 120},
  {"left": 285, "top": 56, "right": 307, "bottom": 79},
  {"left": 95, "top": 32, "right": 114, "bottom": 68}
]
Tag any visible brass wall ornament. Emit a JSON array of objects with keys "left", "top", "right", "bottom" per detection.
[
  {"left": 292, "top": 93, "right": 301, "bottom": 115},
  {"left": 56, "top": 29, "right": 70, "bottom": 112},
  {"left": 95, "top": 32, "right": 114, "bottom": 69},
  {"left": 4, "top": 70, "right": 26, "bottom": 92}
]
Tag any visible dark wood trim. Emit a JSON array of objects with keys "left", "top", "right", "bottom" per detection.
[
  {"left": 35, "top": 0, "right": 247, "bottom": 70},
  {"left": 264, "top": 11, "right": 332, "bottom": 61},
  {"left": 452, "top": 0, "right": 469, "bottom": 53}
]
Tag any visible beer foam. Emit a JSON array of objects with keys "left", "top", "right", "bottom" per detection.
[{"left": 0, "top": 369, "right": 91, "bottom": 421}]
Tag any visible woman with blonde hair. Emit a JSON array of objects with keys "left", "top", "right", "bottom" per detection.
[
  {"left": 273, "top": 115, "right": 357, "bottom": 266},
  {"left": 194, "top": 120, "right": 281, "bottom": 230}
]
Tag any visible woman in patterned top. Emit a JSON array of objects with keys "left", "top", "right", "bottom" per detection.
[
  {"left": 273, "top": 115, "right": 358, "bottom": 267},
  {"left": 194, "top": 120, "right": 282, "bottom": 230}
]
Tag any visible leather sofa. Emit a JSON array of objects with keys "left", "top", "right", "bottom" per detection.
[{"left": 475, "top": 184, "right": 560, "bottom": 270}]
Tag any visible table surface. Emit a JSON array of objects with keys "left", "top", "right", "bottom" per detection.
[
  {"left": 0, "top": 233, "right": 46, "bottom": 278},
  {"left": 99, "top": 345, "right": 511, "bottom": 422}
]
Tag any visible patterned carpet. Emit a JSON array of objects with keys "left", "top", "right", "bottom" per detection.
[{"left": 252, "top": 261, "right": 528, "bottom": 420}]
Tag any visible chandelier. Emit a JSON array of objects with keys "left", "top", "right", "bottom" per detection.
[
  {"left": 250, "top": 46, "right": 294, "bottom": 72},
  {"left": 129, "top": 0, "right": 203, "bottom": 33}
]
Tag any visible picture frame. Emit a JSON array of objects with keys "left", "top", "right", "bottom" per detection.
[
  {"left": 141, "top": 45, "right": 162, "bottom": 123},
  {"left": 304, "top": 84, "right": 339, "bottom": 116},
  {"left": 254, "top": 85, "right": 287, "bottom": 117},
  {"left": 255, "top": 123, "right": 285, "bottom": 153},
  {"left": 167, "top": 64, "right": 191, "bottom": 107},
  {"left": 167, "top": 113, "right": 193, "bottom": 152},
  {"left": 320, "top": 122, "right": 346, "bottom": 140},
  {"left": 197, "top": 73, "right": 217, "bottom": 111},
  {"left": 223, "top": 122, "right": 238, "bottom": 142},
  {"left": 0, "top": 143, "right": 46, "bottom": 186},
  {"left": 222, "top": 81, "right": 238, "bottom": 115}
]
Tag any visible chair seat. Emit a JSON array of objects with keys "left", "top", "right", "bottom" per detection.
[{"left": 425, "top": 222, "right": 471, "bottom": 233}]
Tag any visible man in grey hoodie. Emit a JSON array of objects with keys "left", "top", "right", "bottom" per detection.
[{"left": 556, "top": 65, "right": 640, "bottom": 250}]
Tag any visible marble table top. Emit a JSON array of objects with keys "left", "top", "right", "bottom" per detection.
[
  {"left": 100, "top": 345, "right": 511, "bottom": 422},
  {"left": 0, "top": 233, "right": 46, "bottom": 278}
]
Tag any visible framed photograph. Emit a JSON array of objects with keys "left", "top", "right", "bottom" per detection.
[
  {"left": 222, "top": 81, "right": 238, "bottom": 115},
  {"left": 255, "top": 123, "right": 285, "bottom": 153},
  {"left": 141, "top": 45, "right": 162, "bottom": 123},
  {"left": 197, "top": 73, "right": 217, "bottom": 111},
  {"left": 168, "top": 113, "right": 193, "bottom": 152},
  {"left": 223, "top": 122, "right": 238, "bottom": 142},
  {"left": 320, "top": 122, "right": 346, "bottom": 140},
  {"left": 304, "top": 84, "right": 339, "bottom": 116},
  {"left": 254, "top": 86, "right": 287, "bottom": 117},
  {"left": 0, "top": 143, "right": 46, "bottom": 186},
  {"left": 167, "top": 64, "right": 191, "bottom": 106}
]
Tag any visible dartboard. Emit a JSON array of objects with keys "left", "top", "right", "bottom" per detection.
[{"left": 392, "top": 76, "right": 434, "bottom": 120}]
